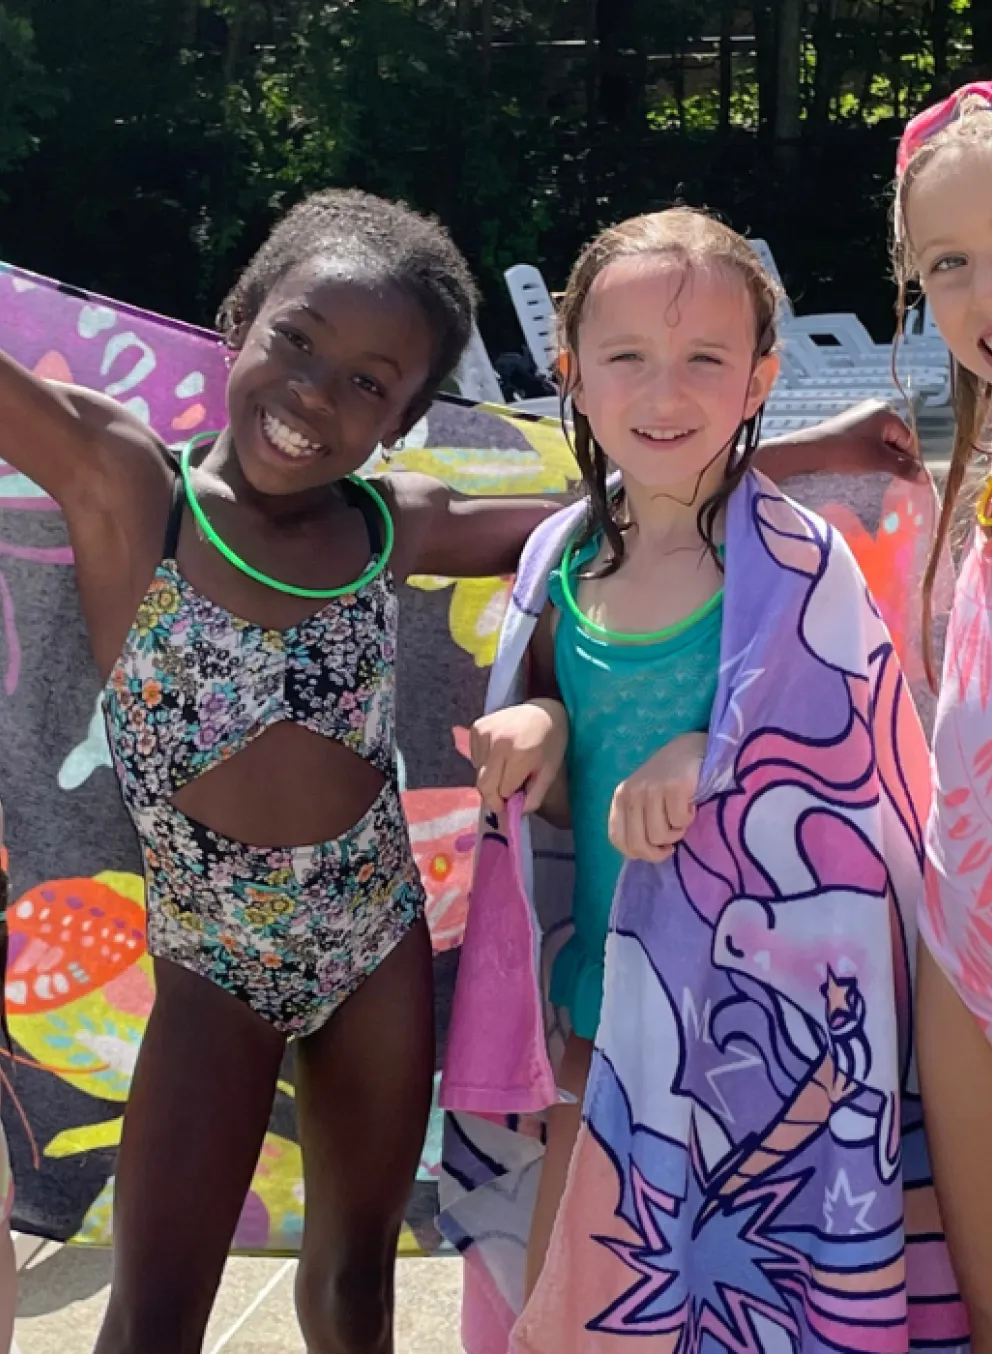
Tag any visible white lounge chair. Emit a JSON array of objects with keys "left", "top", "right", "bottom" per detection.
[
  {"left": 505, "top": 256, "right": 923, "bottom": 414},
  {"left": 504, "top": 264, "right": 558, "bottom": 377},
  {"left": 749, "top": 239, "right": 949, "bottom": 405},
  {"left": 452, "top": 323, "right": 508, "bottom": 404}
]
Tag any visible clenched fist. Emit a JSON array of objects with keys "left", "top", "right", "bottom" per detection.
[
  {"left": 608, "top": 731, "right": 707, "bottom": 862},
  {"left": 470, "top": 699, "right": 570, "bottom": 816}
]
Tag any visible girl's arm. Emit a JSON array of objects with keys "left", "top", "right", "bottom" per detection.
[
  {"left": 916, "top": 940, "right": 992, "bottom": 1350},
  {"left": 387, "top": 472, "right": 560, "bottom": 580},
  {"left": 388, "top": 402, "right": 919, "bottom": 581},
  {"left": 469, "top": 606, "right": 571, "bottom": 829},
  {"left": 528, "top": 604, "right": 570, "bottom": 828},
  {"left": 754, "top": 400, "right": 922, "bottom": 483},
  {"left": 0, "top": 348, "right": 160, "bottom": 511}
]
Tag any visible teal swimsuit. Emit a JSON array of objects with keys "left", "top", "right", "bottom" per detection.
[{"left": 547, "top": 536, "right": 722, "bottom": 1040}]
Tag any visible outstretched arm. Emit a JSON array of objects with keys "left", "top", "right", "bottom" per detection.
[
  {"left": 386, "top": 401, "right": 921, "bottom": 580},
  {"left": 754, "top": 400, "right": 921, "bottom": 484},
  {"left": 0, "top": 347, "right": 160, "bottom": 512},
  {"left": 385, "top": 471, "right": 562, "bottom": 580}
]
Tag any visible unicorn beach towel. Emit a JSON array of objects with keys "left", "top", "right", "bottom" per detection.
[{"left": 440, "top": 470, "right": 966, "bottom": 1353}]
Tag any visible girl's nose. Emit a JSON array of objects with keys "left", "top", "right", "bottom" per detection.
[
  {"left": 288, "top": 376, "right": 334, "bottom": 416},
  {"left": 973, "top": 255, "right": 992, "bottom": 303},
  {"left": 645, "top": 365, "right": 681, "bottom": 402}
]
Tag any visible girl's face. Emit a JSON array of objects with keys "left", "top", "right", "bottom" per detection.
[
  {"left": 571, "top": 254, "right": 778, "bottom": 495},
  {"left": 225, "top": 257, "right": 435, "bottom": 496},
  {"left": 907, "top": 142, "right": 992, "bottom": 381}
]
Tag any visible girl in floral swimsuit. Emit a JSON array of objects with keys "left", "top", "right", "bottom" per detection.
[{"left": 0, "top": 186, "right": 917, "bottom": 1353}]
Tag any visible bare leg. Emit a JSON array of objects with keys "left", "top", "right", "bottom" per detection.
[
  {"left": 0, "top": 1224, "right": 14, "bottom": 1353},
  {"left": 917, "top": 940, "right": 992, "bottom": 1352},
  {"left": 524, "top": 1033, "right": 594, "bottom": 1303},
  {"left": 295, "top": 919, "right": 434, "bottom": 1354},
  {"left": 94, "top": 960, "right": 286, "bottom": 1354}
]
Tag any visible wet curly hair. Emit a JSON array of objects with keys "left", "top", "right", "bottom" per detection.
[
  {"left": 557, "top": 206, "right": 780, "bottom": 577},
  {"left": 217, "top": 188, "right": 478, "bottom": 401}
]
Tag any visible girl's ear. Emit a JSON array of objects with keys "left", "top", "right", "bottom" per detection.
[
  {"left": 744, "top": 352, "right": 779, "bottom": 420},
  {"left": 387, "top": 396, "right": 431, "bottom": 447},
  {"left": 225, "top": 319, "right": 250, "bottom": 354},
  {"left": 560, "top": 351, "right": 586, "bottom": 414}
]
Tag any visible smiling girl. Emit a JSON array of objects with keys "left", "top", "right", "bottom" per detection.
[
  {"left": 470, "top": 207, "right": 781, "bottom": 1296},
  {"left": 0, "top": 189, "right": 561, "bottom": 1354},
  {"left": 0, "top": 187, "right": 922, "bottom": 1353},
  {"left": 894, "top": 82, "right": 992, "bottom": 1350}
]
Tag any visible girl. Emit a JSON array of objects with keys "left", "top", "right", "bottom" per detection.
[
  {"left": 458, "top": 207, "right": 956, "bottom": 1351},
  {"left": 472, "top": 207, "right": 779, "bottom": 1296},
  {"left": 0, "top": 188, "right": 562, "bottom": 1354},
  {"left": 0, "top": 185, "right": 918, "bottom": 1353},
  {"left": 894, "top": 81, "right": 992, "bottom": 1350}
]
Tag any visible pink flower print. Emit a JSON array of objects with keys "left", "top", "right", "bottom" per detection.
[
  {"left": 142, "top": 679, "right": 163, "bottom": 707},
  {"left": 126, "top": 712, "right": 151, "bottom": 742},
  {"left": 198, "top": 690, "right": 228, "bottom": 720},
  {"left": 209, "top": 858, "right": 237, "bottom": 888},
  {"left": 194, "top": 722, "right": 224, "bottom": 752}
]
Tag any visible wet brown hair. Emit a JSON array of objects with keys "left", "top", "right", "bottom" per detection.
[
  {"left": 892, "top": 99, "right": 992, "bottom": 688},
  {"left": 556, "top": 206, "right": 780, "bottom": 574}
]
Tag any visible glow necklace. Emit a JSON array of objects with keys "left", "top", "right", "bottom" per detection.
[
  {"left": 180, "top": 431, "right": 394, "bottom": 599},
  {"left": 558, "top": 532, "right": 723, "bottom": 645}
]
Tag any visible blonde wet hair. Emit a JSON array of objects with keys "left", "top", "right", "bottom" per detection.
[{"left": 893, "top": 94, "right": 992, "bottom": 686}]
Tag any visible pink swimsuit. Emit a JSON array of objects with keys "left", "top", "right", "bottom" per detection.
[{"left": 925, "top": 528, "right": 992, "bottom": 1036}]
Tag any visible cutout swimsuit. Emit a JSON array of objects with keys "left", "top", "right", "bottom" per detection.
[{"left": 101, "top": 471, "right": 425, "bottom": 1037}]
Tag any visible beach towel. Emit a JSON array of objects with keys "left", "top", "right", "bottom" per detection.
[
  {"left": 0, "top": 257, "right": 948, "bottom": 1271},
  {"left": 440, "top": 470, "right": 966, "bottom": 1351},
  {"left": 0, "top": 259, "right": 576, "bottom": 1254}
]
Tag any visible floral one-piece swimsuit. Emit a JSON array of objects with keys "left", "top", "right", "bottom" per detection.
[{"left": 101, "top": 466, "right": 425, "bottom": 1038}]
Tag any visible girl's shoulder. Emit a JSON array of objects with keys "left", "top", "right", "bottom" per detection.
[
  {"left": 359, "top": 470, "right": 433, "bottom": 578},
  {"left": 548, "top": 531, "right": 599, "bottom": 610},
  {"left": 60, "top": 382, "right": 167, "bottom": 463},
  {"left": 55, "top": 382, "right": 175, "bottom": 528}
]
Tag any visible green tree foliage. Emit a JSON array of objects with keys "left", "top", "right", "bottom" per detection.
[
  {"left": 0, "top": 0, "right": 984, "bottom": 345},
  {"left": 0, "top": 6, "right": 58, "bottom": 179}
]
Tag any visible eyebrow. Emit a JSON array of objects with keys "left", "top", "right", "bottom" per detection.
[
  {"left": 298, "top": 304, "right": 404, "bottom": 377},
  {"left": 596, "top": 333, "right": 734, "bottom": 351},
  {"left": 915, "top": 235, "right": 958, "bottom": 252},
  {"left": 595, "top": 333, "right": 644, "bottom": 348}
]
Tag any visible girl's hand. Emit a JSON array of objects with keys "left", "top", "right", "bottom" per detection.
[
  {"left": 470, "top": 699, "right": 569, "bottom": 816},
  {"left": 609, "top": 731, "right": 707, "bottom": 862},
  {"left": 756, "top": 400, "right": 924, "bottom": 484}
]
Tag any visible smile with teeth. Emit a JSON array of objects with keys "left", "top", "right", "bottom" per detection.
[
  {"left": 633, "top": 427, "right": 695, "bottom": 442},
  {"left": 261, "top": 410, "right": 325, "bottom": 459}
]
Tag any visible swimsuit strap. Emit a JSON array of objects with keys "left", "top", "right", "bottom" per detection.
[
  {"left": 160, "top": 448, "right": 384, "bottom": 565},
  {"left": 162, "top": 448, "right": 186, "bottom": 562},
  {"left": 340, "top": 477, "right": 384, "bottom": 558}
]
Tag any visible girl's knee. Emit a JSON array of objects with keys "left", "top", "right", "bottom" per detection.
[
  {"left": 95, "top": 1289, "right": 211, "bottom": 1354},
  {"left": 296, "top": 1252, "right": 395, "bottom": 1354}
]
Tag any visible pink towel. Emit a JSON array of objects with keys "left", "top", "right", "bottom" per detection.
[{"left": 440, "top": 795, "right": 557, "bottom": 1114}]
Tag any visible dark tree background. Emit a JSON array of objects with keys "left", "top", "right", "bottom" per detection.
[{"left": 0, "top": 0, "right": 985, "bottom": 350}]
